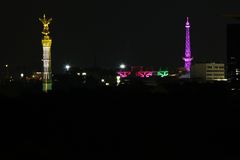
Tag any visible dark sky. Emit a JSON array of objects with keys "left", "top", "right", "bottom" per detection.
[{"left": 1, "top": 0, "right": 240, "bottom": 73}]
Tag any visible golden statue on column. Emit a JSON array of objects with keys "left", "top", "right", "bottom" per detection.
[{"left": 39, "top": 14, "right": 52, "bottom": 36}]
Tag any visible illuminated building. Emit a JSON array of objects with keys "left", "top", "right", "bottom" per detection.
[
  {"left": 182, "top": 17, "right": 193, "bottom": 74},
  {"left": 39, "top": 14, "right": 53, "bottom": 92},
  {"left": 191, "top": 63, "right": 225, "bottom": 81},
  {"left": 227, "top": 24, "right": 240, "bottom": 82}
]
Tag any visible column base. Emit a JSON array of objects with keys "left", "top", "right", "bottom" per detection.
[{"left": 43, "top": 82, "right": 52, "bottom": 93}]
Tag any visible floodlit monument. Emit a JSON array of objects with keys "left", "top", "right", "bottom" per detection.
[{"left": 39, "top": 14, "right": 52, "bottom": 92}]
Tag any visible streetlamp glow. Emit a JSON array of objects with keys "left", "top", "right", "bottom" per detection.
[
  {"left": 65, "top": 65, "right": 71, "bottom": 71},
  {"left": 120, "top": 64, "right": 126, "bottom": 69},
  {"left": 20, "top": 73, "right": 24, "bottom": 78}
]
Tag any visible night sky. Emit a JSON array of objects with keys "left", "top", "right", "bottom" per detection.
[{"left": 1, "top": 0, "right": 240, "bottom": 73}]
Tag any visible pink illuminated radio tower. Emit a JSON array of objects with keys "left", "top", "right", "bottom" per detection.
[{"left": 183, "top": 17, "right": 193, "bottom": 72}]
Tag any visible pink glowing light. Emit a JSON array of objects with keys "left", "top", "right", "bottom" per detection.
[
  {"left": 183, "top": 17, "right": 193, "bottom": 72},
  {"left": 136, "top": 71, "right": 153, "bottom": 78},
  {"left": 117, "top": 71, "right": 131, "bottom": 78},
  {"left": 136, "top": 71, "right": 144, "bottom": 78}
]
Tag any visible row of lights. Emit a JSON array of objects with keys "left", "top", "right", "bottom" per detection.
[
  {"left": 100, "top": 75, "right": 121, "bottom": 86},
  {"left": 77, "top": 72, "right": 87, "bottom": 76},
  {"left": 4, "top": 63, "right": 126, "bottom": 72},
  {"left": 66, "top": 64, "right": 126, "bottom": 70},
  {"left": 4, "top": 64, "right": 125, "bottom": 80},
  {"left": 65, "top": 64, "right": 87, "bottom": 76},
  {"left": 4, "top": 64, "right": 123, "bottom": 86}
]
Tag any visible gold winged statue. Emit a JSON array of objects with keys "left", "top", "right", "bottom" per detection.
[{"left": 39, "top": 14, "right": 52, "bottom": 36}]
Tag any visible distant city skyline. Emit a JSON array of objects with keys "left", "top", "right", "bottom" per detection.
[{"left": 1, "top": 0, "right": 240, "bottom": 73}]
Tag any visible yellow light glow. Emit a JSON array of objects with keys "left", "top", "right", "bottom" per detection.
[{"left": 40, "top": 14, "right": 53, "bottom": 93}]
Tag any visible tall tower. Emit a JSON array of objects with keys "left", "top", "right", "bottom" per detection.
[
  {"left": 183, "top": 17, "right": 193, "bottom": 72},
  {"left": 39, "top": 14, "right": 53, "bottom": 92}
]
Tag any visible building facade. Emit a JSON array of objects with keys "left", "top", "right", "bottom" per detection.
[
  {"left": 191, "top": 63, "right": 225, "bottom": 81},
  {"left": 227, "top": 24, "right": 240, "bottom": 82}
]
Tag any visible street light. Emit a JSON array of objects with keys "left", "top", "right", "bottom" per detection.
[
  {"left": 65, "top": 64, "right": 71, "bottom": 71},
  {"left": 120, "top": 64, "right": 126, "bottom": 69}
]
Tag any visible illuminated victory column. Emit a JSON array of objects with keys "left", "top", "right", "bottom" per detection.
[
  {"left": 183, "top": 17, "right": 193, "bottom": 73},
  {"left": 39, "top": 14, "right": 53, "bottom": 92}
]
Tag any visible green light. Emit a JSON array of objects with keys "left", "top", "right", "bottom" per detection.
[{"left": 157, "top": 70, "right": 168, "bottom": 77}]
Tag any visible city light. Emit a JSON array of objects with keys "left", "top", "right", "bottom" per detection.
[
  {"left": 105, "top": 83, "right": 109, "bottom": 86},
  {"left": 117, "top": 71, "right": 131, "bottom": 78},
  {"left": 120, "top": 64, "right": 126, "bottom": 69},
  {"left": 5, "top": 64, "right": 8, "bottom": 68},
  {"left": 157, "top": 70, "right": 169, "bottom": 77},
  {"left": 82, "top": 72, "right": 87, "bottom": 76},
  {"left": 65, "top": 65, "right": 71, "bottom": 71},
  {"left": 101, "top": 79, "right": 105, "bottom": 83},
  {"left": 136, "top": 71, "right": 153, "bottom": 78},
  {"left": 215, "top": 79, "right": 227, "bottom": 81},
  {"left": 20, "top": 73, "right": 24, "bottom": 78},
  {"left": 77, "top": 73, "right": 81, "bottom": 76},
  {"left": 116, "top": 76, "right": 121, "bottom": 85}
]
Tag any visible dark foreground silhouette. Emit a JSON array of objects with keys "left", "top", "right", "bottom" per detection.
[{"left": 0, "top": 81, "right": 239, "bottom": 160}]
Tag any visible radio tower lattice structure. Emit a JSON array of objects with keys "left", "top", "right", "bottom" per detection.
[{"left": 183, "top": 17, "right": 193, "bottom": 73}]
